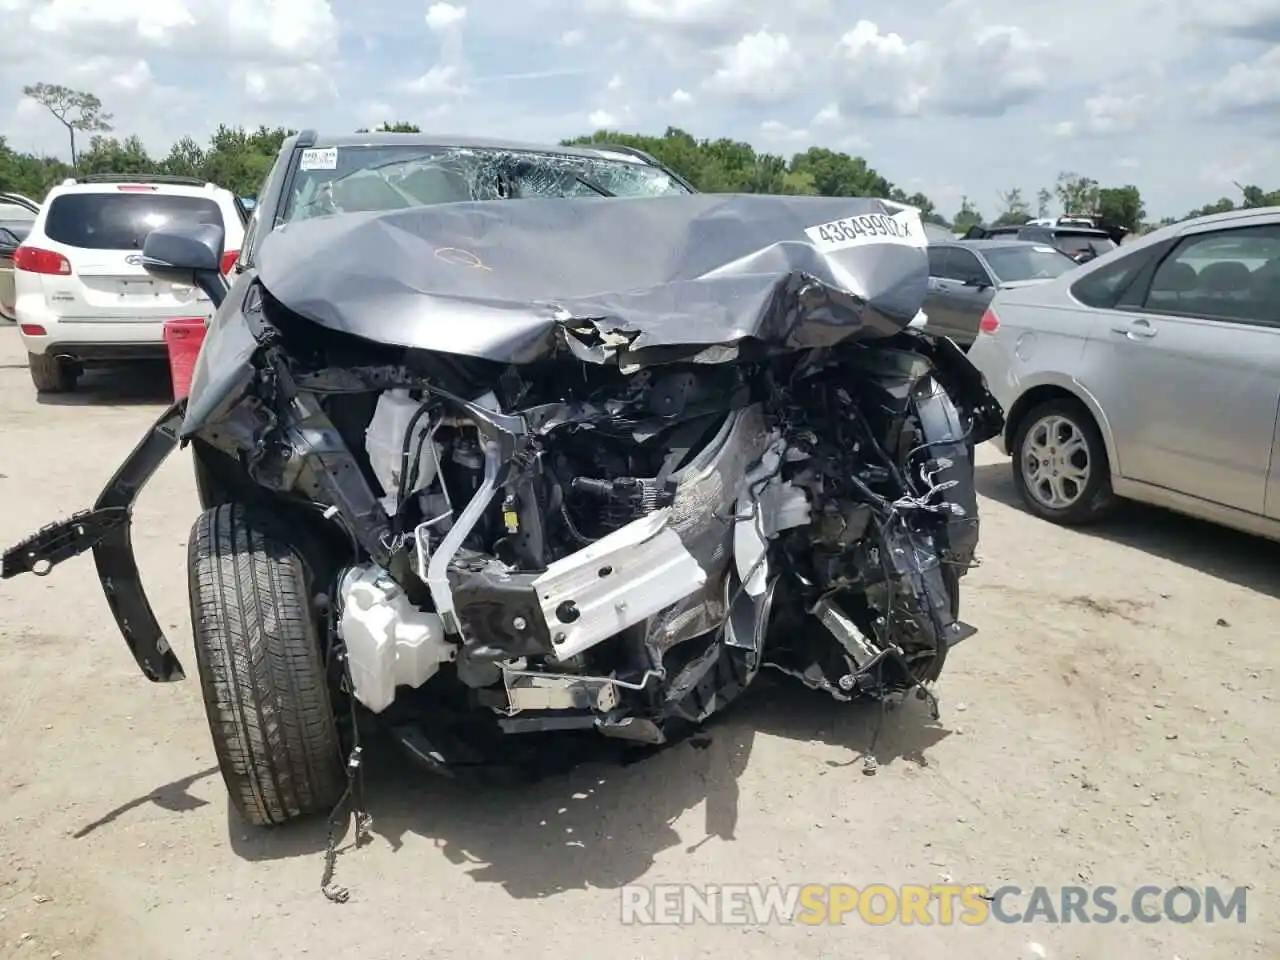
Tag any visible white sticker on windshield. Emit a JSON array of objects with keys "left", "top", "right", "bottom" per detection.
[
  {"left": 805, "top": 208, "right": 926, "bottom": 252},
  {"left": 299, "top": 147, "right": 338, "bottom": 171}
]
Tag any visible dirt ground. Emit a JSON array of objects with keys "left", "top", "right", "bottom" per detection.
[{"left": 0, "top": 325, "right": 1276, "bottom": 960}]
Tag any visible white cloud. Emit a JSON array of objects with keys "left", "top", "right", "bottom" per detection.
[
  {"left": 759, "top": 120, "right": 809, "bottom": 143},
  {"left": 357, "top": 100, "right": 395, "bottom": 127},
  {"left": 1052, "top": 91, "right": 1153, "bottom": 137},
  {"left": 836, "top": 18, "right": 1047, "bottom": 118},
  {"left": 607, "top": 74, "right": 624, "bottom": 91},
  {"left": 560, "top": 28, "right": 586, "bottom": 46},
  {"left": 29, "top": 0, "right": 196, "bottom": 46},
  {"left": 399, "top": 63, "right": 468, "bottom": 96},
  {"left": 670, "top": 88, "right": 693, "bottom": 105},
  {"left": 425, "top": 2, "right": 466, "bottom": 32},
  {"left": 589, "top": 109, "right": 619, "bottom": 127},
  {"left": 1202, "top": 47, "right": 1280, "bottom": 114},
  {"left": 616, "top": 0, "right": 737, "bottom": 26},
  {"left": 705, "top": 30, "right": 800, "bottom": 102},
  {"left": 812, "top": 103, "right": 841, "bottom": 126},
  {"left": 241, "top": 63, "right": 338, "bottom": 106},
  {"left": 225, "top": 0, "right": 339, "bottom": 62}
]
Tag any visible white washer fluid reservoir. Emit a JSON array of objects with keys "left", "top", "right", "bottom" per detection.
[
  {"left": 365, "top": 389, "right": 438, "bottom": 513},
  {"left": 339, "top": 565, "right": 455, "bottom": 713}
]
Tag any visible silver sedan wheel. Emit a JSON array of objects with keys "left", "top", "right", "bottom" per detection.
[{"left": 1020, "top": 413, "right": 1091, "bottom": 510}]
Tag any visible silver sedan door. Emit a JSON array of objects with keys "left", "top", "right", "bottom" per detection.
[{"left": 1082, "top": 220, "right": 1280, "bottom": 515}]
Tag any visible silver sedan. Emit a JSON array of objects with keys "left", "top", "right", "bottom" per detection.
[{"left": 967, "top": 205, "right": 1280, "bottom": 541}]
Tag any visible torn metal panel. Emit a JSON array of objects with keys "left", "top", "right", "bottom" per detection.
[{"left": 531, "top": 507, "right": 707, "bottom": 662}]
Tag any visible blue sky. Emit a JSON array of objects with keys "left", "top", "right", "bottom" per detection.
[{"left": 2, "top": 0, "right": 1278, "bottom": 220}]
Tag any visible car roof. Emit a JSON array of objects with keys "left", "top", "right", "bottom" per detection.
[
  {"left": 939, "top": 238, "right": 1052, "bottom": 250},
  {"left": 299, "top": 131, "right": 660, "bottom": 164},
  {"left": 46, "top": 183, "right": 236, "bottom": 205},
  {"left": 1044, "top": 226, "right": 1111, "bottom": 236}
]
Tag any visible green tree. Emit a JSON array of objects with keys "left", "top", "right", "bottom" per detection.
[
  {"left": 1238, "top": 183, "right": 1280, "bottom": 208},
  {"left": 1054, "top": 171, "right": 1100, "bottom": 215},
  {"left": 356, "top": 121, "right": 423, "bottom": 133},
  {"left": 76, "top": 135, "right": 154, "bottom": 177},
  {"left": 952, "top": 196, "right": 984, "bottom": 232},
  {"left": 1035, "top": 187, "right": 1052, "bottom": 218},
  {"left": 22, "top": 83, "right": 114, "bottom": 170},
  {"left": 889, "top": 188, "right": 949, "bottom": 226},
  {"left": 157, "top": 136, "right": 206, "bottom": 179},
  {"left": 1096, "top": 185, "right": 1146, "bottom": 232},
  {"left": 992, "top": 187, "right": 1032, "bottom": 226}
]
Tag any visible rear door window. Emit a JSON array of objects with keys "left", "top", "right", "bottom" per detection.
[
  {"left": 1141, "top": 224, "right": 1280, "bottom": 325},
  {"left": 927, "top": 246, "right": 950, "bottom": 276},
  {"left": 941, "top": 248, "right": 990, "bottom": 284},
  {"left": 1054, "top": 231, "right": 1117, "bottom": 259},
  {"left": 43, "top": 193, "right": 223, "bottom": 251}
]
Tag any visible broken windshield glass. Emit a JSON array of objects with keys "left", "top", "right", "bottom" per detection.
[{"left": 285, "top": 145, "right": 687, "bottom": 222}]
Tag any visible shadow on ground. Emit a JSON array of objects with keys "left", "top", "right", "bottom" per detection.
[
  {"left": 976, "top": 462, "right": 1280, "bottom": 598},
  {"left": 35, "top": 361, "right": 173, "bottom": 407},
  {"left": 75, "top": 680, "right": 951, "bottom": 899}
]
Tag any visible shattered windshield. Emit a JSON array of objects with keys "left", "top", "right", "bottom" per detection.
[{"left": 283, "top": 144, "right": 691, "bottom": 222}]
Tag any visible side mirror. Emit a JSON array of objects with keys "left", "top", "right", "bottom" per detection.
[{"left": 141, "top": 223, "right": 228, "bottom": 308}]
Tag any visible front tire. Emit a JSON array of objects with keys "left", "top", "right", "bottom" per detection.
[
  {"left": 1010, "top": 398, "right": 1117, "bottom": 525},
  {"left": 188, "top": 503, "right": 345, "bottom": 827},
  {"left": 28, "top": 352, "right": 77, "bottom": 394}
]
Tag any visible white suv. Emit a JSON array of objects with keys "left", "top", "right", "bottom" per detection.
[{"left": 13, "top": 175, "right": 247, "bottom": 394}]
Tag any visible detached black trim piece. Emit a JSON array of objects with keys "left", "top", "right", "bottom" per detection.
[
  {"left": 91, "top": 400, "right": 189, "bottom": 682},
  {"left": 0, "top": 400, "right": 189, "bottom": 681},
  {"left": 0, "top": 507, "right": 129, "bottom": 579}
]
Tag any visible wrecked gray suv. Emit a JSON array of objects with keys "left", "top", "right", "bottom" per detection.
[{"left": 1, "top": 144, "right": 1003, "bottom": 849}]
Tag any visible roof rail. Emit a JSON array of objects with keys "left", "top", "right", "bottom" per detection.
[
  {"left": 0, "top": 192, "right": 39, "bottom": 213},
  {"left": 78, "top": 173, "right": 208, "bottom": 186},
  {"left": 587, "top": 142, "right": 661, "bottom": 164},
  {"left": 581, "top": 141, "right": 697, "bottom": 192}
]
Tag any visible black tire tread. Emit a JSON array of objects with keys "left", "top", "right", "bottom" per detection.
[
  {"left": 28, "top": 352, "right": 75, "bottom": 393},
  {"left": 188, "top": 503, "right": 345, "bottom": 826}
]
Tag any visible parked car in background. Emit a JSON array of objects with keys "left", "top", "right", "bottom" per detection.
[
  {"left": 965, "top": 222, "right": 1121, "bottom": 263},
  {"left": 0, "top": 219, "right": 34, "bottom": 321},
  {"left": 0, "top": 192, "right": 39, "bottom": 320},
  {"left": 0, "top": 191, "right": 39, "bottom": 222},
  {"left": 12, "top": 174, "right": 248, "bottom": 394},
  {"left": 968, "top": 205, "right": 1280, "bottom": 542},
  {"left": 923, "top": 239, "right": 1080, "bottom": 347}
]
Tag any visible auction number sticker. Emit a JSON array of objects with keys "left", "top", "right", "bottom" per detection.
[
  {"left": 299, "top": 147, "right": 338, "bottom": 171},
  {"left": 805, "top": 209, "right": 925, "bottom": 252}
]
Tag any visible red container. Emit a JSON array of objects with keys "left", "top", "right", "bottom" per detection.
[{"left": 163, "top": 318, "right": 207, "bottom": 401}]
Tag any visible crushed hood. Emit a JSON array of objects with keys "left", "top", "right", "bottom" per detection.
[{"left": 255, "top": 193, "right": 930, "bottom": 365}]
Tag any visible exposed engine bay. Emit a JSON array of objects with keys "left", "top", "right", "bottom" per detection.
[{"left": 252, "top": 322, "right": 1001, "bottom": 763}]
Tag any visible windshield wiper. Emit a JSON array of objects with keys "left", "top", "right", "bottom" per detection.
[{"left": 572, "top": 172, "right": 614, "bottom": 197}]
